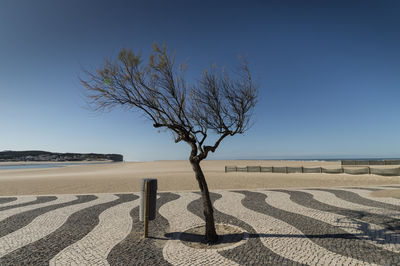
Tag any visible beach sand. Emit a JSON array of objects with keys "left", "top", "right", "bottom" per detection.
[{"left": 0, "top": 160, "right": 399, "bottom": 197}]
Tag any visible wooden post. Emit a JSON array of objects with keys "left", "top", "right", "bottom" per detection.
[
  {"left": 301, "top": 166, "right": 304, "bottom": 173},
  {"left": 144, "top": 181, "right": 150, "bottom": 238},
  {"left": 320, "top": 167, "right": 322, "bottom": 173},
  {"left": 235, "top": 166, "right": 237, "bottom": 172},
  {"left": 272, "top": 166, "right": 274, "bottom": 173},
  {"left": 225, "top": 166, "right": 227, "bottom": 173},
  {"left": 384, "top": 160, "right": 387, "bottom": 165},
  {"left": 368, "top": 166, "right": 371, "bottom": 175},
  {"left": 341, "top": 167, "right": 344, "bottom": 173},
  {"left": 285, "top": 166, "right": 288, "bottom": 174}
]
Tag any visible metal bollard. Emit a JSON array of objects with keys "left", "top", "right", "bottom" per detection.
[{"left": 140, "top": 178, "right": 157, "bottom": 238}]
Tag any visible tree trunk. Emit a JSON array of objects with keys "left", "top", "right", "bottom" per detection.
[{"left": 190, "top": 159, "right": 218, "bottom": 243}]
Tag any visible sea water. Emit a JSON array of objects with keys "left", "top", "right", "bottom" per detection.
[{"left": 0, "top": 162, "right": 113, "bottom": 170}]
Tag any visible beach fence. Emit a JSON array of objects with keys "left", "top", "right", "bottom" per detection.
[
  {"left": 341, "top": 159, "right": 400, "bottom": 166},
  {"left": 225, "top": 165, "right": 400, "bottom": 176}
]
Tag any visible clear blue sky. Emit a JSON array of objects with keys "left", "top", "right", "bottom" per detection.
[{"left": 1, "top": 0, "right": 400, "bottom": 161}]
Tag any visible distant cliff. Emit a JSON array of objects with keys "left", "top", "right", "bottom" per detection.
[{"left": 0, "top": 150, "right": 123, "bottom": 162}]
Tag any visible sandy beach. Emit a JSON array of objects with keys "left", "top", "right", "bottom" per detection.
[{"left": 0, "top": 160, "right": 399, "bottom": 197}]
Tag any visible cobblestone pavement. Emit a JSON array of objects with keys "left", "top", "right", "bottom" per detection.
[{"left": 0, "top": 186, "right": 400, "bottom": 265}]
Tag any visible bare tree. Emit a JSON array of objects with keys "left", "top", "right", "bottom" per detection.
[{"left": 81, "top": 43, "right": 257, "bottom": 243}]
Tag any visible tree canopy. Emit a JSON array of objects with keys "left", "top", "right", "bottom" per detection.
[{"left": 82, "top": 43, "right": 257, "bottom": 162}]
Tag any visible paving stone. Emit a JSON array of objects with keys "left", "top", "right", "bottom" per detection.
[
  {"left": 107, "top": 192, "right": 177, "bottom": 266},
  {"left": 0, "top": 194, "right": 117, "bottom": 258},
  {"left": 1, "top": 186, "right": 400, "bottom": 265},
  {"left": 0, "top": 195, "right": 76, "bottom": 223},
  {"left": 50, "top": 194, "right": 139, "bottom": 265},
  {"left": 218, "top": 191, "right": 368, "bottom": 265},
  {"left": 159, "top": 192, "right": 237, "bottom": 265},
  {"left": 314, "top": 188, "right": 400, "bottom": 211},
  {"left": 340, "top": 187, "right": 400, "bottom": 206},
  {"left": 264, "top": 190, "right": 400, "bottom": 253},
  {"left": 189, "top": 192, "right": 301, "bottom": 265},
  {"left": 0, "top": 196, "right": 45, "bottom": 211},
  {"left": 0, "top": 197, "right": 17, "bottom": 205}
]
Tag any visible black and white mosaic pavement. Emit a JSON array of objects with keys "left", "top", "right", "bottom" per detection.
[{"left": 1, "top": 186, "right": 400, "bottom": 265}]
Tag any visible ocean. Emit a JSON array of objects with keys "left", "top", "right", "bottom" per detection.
[{"left": 0, "top": 162, "right": 113, "bottom": 170}]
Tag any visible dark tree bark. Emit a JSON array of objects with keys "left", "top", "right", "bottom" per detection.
[
  {"left": 81, "top": 43, "right": 257, "bottom": 244},
  {"left": 190, "top": 157, "right": 218, "bottom": 242}
]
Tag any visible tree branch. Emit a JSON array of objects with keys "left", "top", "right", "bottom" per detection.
[
  {"left": 198, "top": 131, "right": 230, "bottom": 161},
  {"left": 82, "top": 43, "right": 257, "bottom": 164}
]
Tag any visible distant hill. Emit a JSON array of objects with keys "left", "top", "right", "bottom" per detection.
[{"left": 0, "top": 150, "right": 123, "bottom": 162}]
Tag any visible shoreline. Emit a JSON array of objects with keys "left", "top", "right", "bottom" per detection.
[{"left": 0, "top": 160, "right": 114, "bottom": 166}]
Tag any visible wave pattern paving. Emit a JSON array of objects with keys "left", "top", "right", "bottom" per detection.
[{"left": 0, "top": 186, "right": 399, "bottom": 265}]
